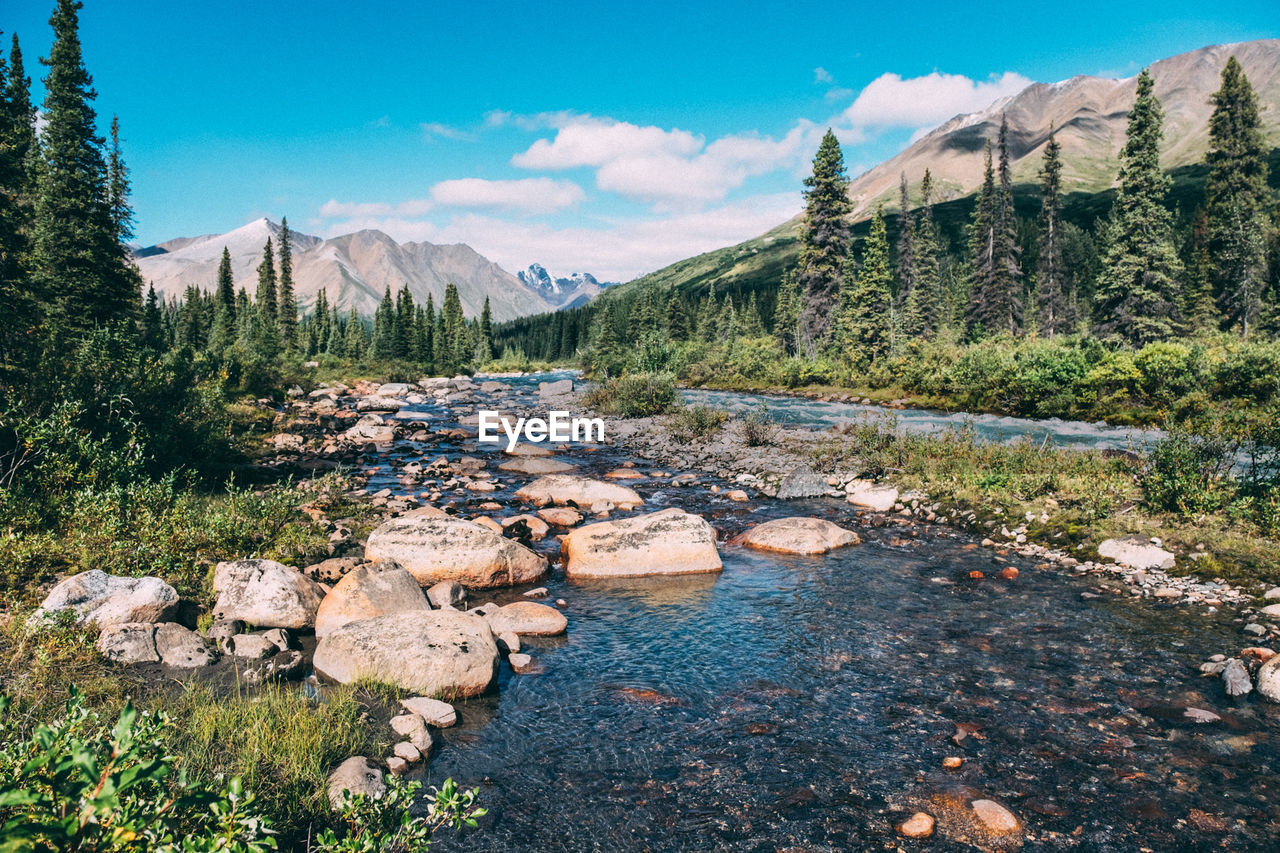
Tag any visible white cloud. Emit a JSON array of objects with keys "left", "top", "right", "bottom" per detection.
[
  {"left": 320, "top": 177, "right": 584, "bottom": 221},
  {"left": 814, "top": 66, "right": 834, "bottom": 85},
  {"left": 421, "top": 121, "right": 471, "bottom": 141},
  {"left": 512, "top": 116, "right": 814, "bottom": 208},
  {"left": 315, "top": 192, "right": 801, "bottom": 282},
  {"left": 841, "top": 70, "right": 1032, "bottom": 130}
]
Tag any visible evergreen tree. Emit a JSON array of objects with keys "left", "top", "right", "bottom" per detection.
[
  {"left": 895, "top": 172, "right": 917, "bottom": 311},
  {"left": 1035, "top": 128, "right": 1069, "bottom": 337},
  {"left": 140, "top": 283, "right": 164, "bottom": 350},
  {"left": 440, "top": 282, "right": 469, "bottom": 373},
  {"left": 105, "top": 115, "right": 131, "bottom": 241},
  {"left": 276, "top": 217, "right": 297, "bottom": 350},
  {"left": 370, "top": 285, "right": 396, "bottom": 360},
  {"left": 1094, "top": 70, "right": 1182, "bottom": 344},
  {"left": 478, "top": 296, "right": 494, "bottom": 363},
  {"left": 796, "top": 129, "right": 852, "bottom": 350},
  {"left": 207, "top": 245, "right": 235, "bottom": 352},
  {"left": 394, "top": 284, "right": 415, "bottom": 359},
  {"left": 967, "top": 119, "right": 1023, "bottom": 336},
  {"left": 33, "top": 0, "right": 139, "bottom": 335},
  {"left": 740, "top": 292, "right": 765, "bottom": 337},
  {"left": 559, "top": 309, "right": 577, "bottom": 357},
  {"left": 832, "top": 205, "right": 894, "bottom": 360},
  {"left": 588, "top": 299, "right": 621, "bottom": 375},
  {"left": 0, "top": 32, "right": 39, "bottom": 372},
  {"left": 1204, "top": 57, "right": 1270, "bottom": 336},
  {"left": 343, "top": 308, "right": 366, "bottom": 359},
  {"left": 903, "top": 171, "right": 941, "bottom": 338},
  {"left": 1181, "top": 208, "right": 1219, "bottom": 330},
  {"left": 252, "top": 238, "right": 278, "bottom": 357},
  {"left": 773, "top": 270, "right": 801, "bottom": 356},
  {"left": 966, "top": 142, "right": 999, "bottom": 334},
  {"left": 422, "top": 294, "right": 436, "bottom": 368}
]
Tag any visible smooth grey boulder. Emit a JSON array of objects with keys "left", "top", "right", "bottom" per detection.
[
  {"left": 1256, "top": 654, "right": 1280, "bottom": 703},
  {"left": 212, "top": 559, "right": 326, "bottom": 630},
  {"left": 97, "top": 623, "right": 160, "bottom": 664},
  {"left": 537, "top": 378, "right": 573, "bottom": 397},
  {"left": 227, "top": 633, "right": 277, "bottom": 659},
  {"left": 1097, "top": 536, "right": 1176, "bottom": 570},
  {"left": 154, "top": 623, "right": 216, "bottom": 668},
  {"left": 327, "top": 757, "right": 385, "bottom": 810},
  {"left": 484, "top": 601, "right": 568, "bottom": 636},
  {"left": 38, "top": 571, "right": 178, "bottom": 628},
  {"left": 314, "top": 561, "right": 429, "bottom": 637},
  {"left": 313, "top": 610, "right": 499, "bottom": 698},
  {"left": 775, "top": 464, "right": 826, "bottom": 500},
  {"left": 737, "top": 517, "right": 860, "bottom": 555}
]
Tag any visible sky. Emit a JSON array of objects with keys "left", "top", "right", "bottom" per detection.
[{"left": 4, "top": 0, "right": 1276, "bottom": 282}]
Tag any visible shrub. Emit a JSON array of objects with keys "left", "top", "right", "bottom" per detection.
[
  {"left": 315, "top": 777, "right": 485, "bottom": 853},
  {"left": 665, "top": 405, "right": 729, "bottom": 443},
  {"left": 584, "top": 373, "right": 680, "bottom": 417},
  {"left": 740, "top": 404, "right": 776, "bottom": 447},
  {"left": 1140, "top": 427, "right": 1236, "bottom": 516},
  {"left": 1217, "top": 342, "right": 1280, "bottom": 402}
]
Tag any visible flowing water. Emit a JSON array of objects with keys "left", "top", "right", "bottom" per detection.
[{"left": 354, "top": 375, "right": 1280, "bottom": 851}]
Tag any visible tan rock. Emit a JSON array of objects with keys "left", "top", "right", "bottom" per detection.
[
  {"left": 970, "top": 799, "right": 1020, "bottom": 834},
  {"left": 497, "top": 457, "right": 576, "bottom": 474},
  {"left": 213, "top": 560, "right": 327, "bottom": 630},
  {"left": 471, "top": 516, "right": 504, "bottom": 533},
  {"left": 564, "top": 508, "right": 722, "bottom": 579},
  {"left": 502, "top": 514, "right": 550, "bottom": 540},
  {"left": 515, "top": 475, "right": 643, "bottom": 510},
  {"left": 314, "top": 561, "right": 430, "bottom": 637},
  {"left": 604, "top": 468, "right": 645, "bottom": 479},
  {"left": 485, "top": 601, "right": 568, "bottom": 636},
  {"left": 737, "top": 517, "right": 860, "bottom": 555},
  {"left": 897, "top": 812, "right": 934, "bottom": 838},
  {"left": 537, "top": 507, "right": 583, "bottom": 527},
  {"left": 504, "top": 443, "right": 554, "bottom": 457},
  {"left": 365, "top": 515, "right": 548, "bottom": 589}
]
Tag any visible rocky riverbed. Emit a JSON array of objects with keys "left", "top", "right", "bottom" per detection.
[{"left": 34, "top": 372, "right": 1280, "bottom": 851}]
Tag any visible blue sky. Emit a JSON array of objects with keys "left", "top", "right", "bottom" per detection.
[{"left": 5, "top": 0, "right": 1276, "bottom": 280}]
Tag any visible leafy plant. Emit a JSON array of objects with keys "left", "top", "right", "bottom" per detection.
[
  {"left": 584, "top": 373, "right": 680, "bottom": 417},
  {"left": 740, "top": 403, "right": 775, "bottom": 447},
  {"left": 314, "top": 776, "right": 485, "bottom": 853},
  {"left": 665, "top": 405, "right": 729, "bottom": 442}
]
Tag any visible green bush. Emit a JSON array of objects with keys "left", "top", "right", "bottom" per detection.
[
  {"left": 739, "top": 404, "right": 776, "bottom": 447},
  {"left": 584, "top": 373, "right": 680, "bottom": 417},
  {"left": 316, "top": 777, "right": 485, "bottom": 853},
  {"left": 666, "top": 405, "right": 729, "bottom": 443},
  {"left": 0, "top": 691, "right": 277, "bottom": 852},
  {"left": 1217, "top": 342, "right": 1280, "bottom": 402},
  {"left": 1140, "top": 427, "right": 1236, "bottom": 515}
]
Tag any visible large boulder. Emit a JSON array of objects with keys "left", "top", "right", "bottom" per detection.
[
  {"left": 376, "top": 382, "right": 412, "bottom": 397},
  {"left": 313, "top": 610, "right": 500, "bottom": 697},
  {"left": 563, "top": 508, "right": 722, "bottom": 579},
  {"left": 38, "top": 571, "right": 178, "bottom": 628},
  {"left": 737, "top": 517, "right": 860, "bottom": 555},
  {"left": 153, "top": 623, "right": 217, "bottom": 668},
  {"left": 497, "top": 457, "right": 576, "bottom": 475},
  {"left": 97, "top": 623, "right": 161, "bottom": 663},
  {"left": 1097, "top": 536, "right": 1176, "bottom": 570},
  {"left": 213, "top": 559, "right": 327, "bottom": 630},
  {"left": 776, "top": 464, "right": 827, "bottom": 500},
  {"left": 1256, "top": 654, "right": 1280, "bottom": 703},
  {"left": 327, "top": 757, "right": 385, "bottom": 810},
  {"left": 484, "top": 601, "right": 567, "bottom": 636},
  {"left": 356, "top": 396, "right": 404, "bottom": 412},
  {"left": 315, "top": 561, "right": 430, "bottom": 637},
  {"left": 845, "top": 480, "right": 899, "bottom": 512},
  {"left": 364, "top": 515, "right": 547, "bottom": 589},
  {"left": 538, "top": 378, "right": 574, "bottom": 397},
  {"left": 514, "top": 476, "right": 643, "bottom": 510},
  {"left": 342, "top": 420, "right": 397, "bottom": 444}
]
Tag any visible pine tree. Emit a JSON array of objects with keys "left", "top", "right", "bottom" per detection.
[
  {"left": 903, "top": 171, "right": 941, "bottom": 338},
  {"left": 1094, "top": 70, "right": 1182, "bottom": 344},
  {"left": 478, "top": 296, "right": 494, "bottom": 363},
  {"left": 422, "top": 294, "right": 436, "bottom": 368},
  {"left": 343, "top": 308, "right": 366, "bottom": 359},
  {"left": 394, "top": 284, "right": 415, "bottom": 359},
  {"left": 33, "top": 0, "right": 139, "bottom": 336},
  {"left": 276, "top": 217, "right": 297, "bottom": 350},
  {"left": 895, "top": 172, "right": 917, "bottom": 312},
  {"left": 740, "top": 292, "right": 765, "bottom": 337},
  {"left": 832, "top": 205, "right": 894, "bottom": 360},
  {"left": 370, "top": 285, "right": 395, "bottom": 360},
  {"left": 773, "top": 270, "right": 801, "bottom": 356},
  {"left": 967, "top": 120, "right": 1024, "bottom": 336},
  {"left": 140, "top": 283, "right": 164, "bottom": 350},
  {"left": 966, "top": 142, "right": 999, "bottom": 335},
  {"left": 0, "top": 32, "right": 39, "bottom": 372},
  {"left": 253, "top": 238, "right": 278, "bottom": 357},
  {"left": 1204, "top": 57, "right": 1270, "bottom": 336},
  {"left": 440, "top": 282, "right": 468, "bottom": 373},
  {"left": 1181, "top": 209, "right": 1218, "bottom": 330},
  {"left": 105, "top": 115, "right": 131, "bottom": 241},
  {"left": 589, "top": 300, "right": 621, "bottom": 375},
  {"left": 796, "top": 129, "right": 852, "bottom": 350},
  {"left": 1035, "top": 128, "right": 1069, "bottom": 337}
]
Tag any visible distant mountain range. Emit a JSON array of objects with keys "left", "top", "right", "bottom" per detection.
[
  {"left": 516, "top": 263, "right": 618, "bottom": 310},
  {"left": 133, "top": 220, "right": 612, "bottom": 321}
]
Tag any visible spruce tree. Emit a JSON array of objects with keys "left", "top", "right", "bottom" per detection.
[
  {"left": 343, "top": 308, "right": 366, "bottom": 359},
  {"left": 478, "top": 296, "right": 494, "bottom": 362},
  {"left": 1035, "top": 128, "right": 1069, "bottom": 337},
  {"left": 1181, "top": 209, "right": 1219, "bottom": 330},
  {"left": 589, "top": 300, "right": 621, "bottom": 375},
  {"left": 740, "top": 292, "right": 765, "bottom": 337},
  {"left": 422, "top": 294, "right": 436, "bottom": 368},
  {"left": 796, "top": 129, "right": 852, "bottom": 350},
  {"left": 0, "top": 33, "right": 38, "bottom": 372},
  {"left": 772, "top": 270, "right": 801, "bottom": 356},
  {"left": 394, "top": 284, "right": 414, "bottom": 359},
  {"left": 895, "top": 172, "right": 917, "bottom": 313},
  {"left": 370, "top": 285, "right": 395, "bottom": 360},
  {"left": 1204, "top": 57, "right": 1270, "bottom": 336},
  {"left": 440, "top": 282, "right": 468, "bottom": 372},
  {"left": 276, "top": 217, "right": 297, "bottom": 350},
  {"left": 903, "top": 171, "right": 941, "bottom": 338},
  {"left": 832, "top": 205, "right": 893, "bottom": 360},
  {"left": 1094, "top": 70, "right": 1182, "bottom": 343},
  {"left": 140, "top": 283, "right": 164, "bottom": 350},
  {"left": 966, "top": 142, "right": 999, "bottom": 334},
  {"left": 253, "top": 238, "right": 279, "bottom": 357},
  {"left": 992, "top": 116, "right": 1024, "bottom": 334},
  {"left": 34, "top": 0, "right": 139, "bottom": 335}
]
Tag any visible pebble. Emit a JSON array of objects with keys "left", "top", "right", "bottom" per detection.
[
  {"left": 970, "top": 799, "right": 1020, "bottom": 833},
  {"left": 509, "top": 653, "right": 536, "bottom": 673},
  {"left": 1223, "top": 659, "right": 1253, "bottom": 696},
  {"left": 942, "top": 756, "right": 963, "bottom": 769},
  {"left": 896, "top": 812, "right": 934, "bottom": 838}
]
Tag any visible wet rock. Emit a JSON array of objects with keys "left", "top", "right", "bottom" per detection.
[
  {"left": 1223, "top": 658, "right": 1253, "bottom": 697},
  {"left": 502, "top": 514, "right": 550, "bottom": 541},
  {"left": 497, "top": 457, "right": 576, "bottom": 475},
  {"left": 313, "top": 610, "right": 499, "bottom": 698},
  {"left": 212, "top": 559, "right": 326, "bottom": 631},
  {"left": 1098, "top": 536, "right": 1175, "bottom": 570},
  {"left": 314, "top": 561, "right": 429, "bottom": 637},
  {"left": 897, "top": 812, "right": 934, "bottom": 838},
  {"left": 970, "top": 799, "right": 1020, "bottom": 834},
  {"left": 1260, "top": 603, "right": 1280, "bottom": 618},
  {"left": 537, "top": 507, "right": 582, "bottom": 527},
  {"left": 1255, "top": 654, "right": 1280, "bottom": 702},
  {"left": 537, "top": 378, "right": 573, "bottom": 397},
  {"left": 390, "top": 713, "right": 434, "bottom": 753},
  {"left": 942, "top": 756, "right": 963, "bottom": 769},
  {"left": 523, "top": 587, "right": 549, "bottom": 598},
  {"left": 97, "top": 623, "right": 160, "bottom": 663},
  {"left": 375, "top": 382, "right": 411, "bottom": 396},
  {"left": 495, "top": 631, "right": 520, "bottom": 654},
  {"left": 37, "top": 571, "right": 179, "bottom": 628},
  {"left": 845, "top": 480, "right": 899, "bottom": 512},
  {"left": 1183, "top": 707, "right": 1221, "bottom": 723},
  {"left": 563, "top": 508, "right": 722, "bottom": 579},
  {"left": 400, "top": 696, "right": 457, "bottom": 728},
  {"left": 726, "top": 489, "right": 749, "bottom": 502},
  {"left": 484, "top": 601, "right": 568, "bottom": 636},
  {"left": 365, "top": 515, "right": 548, "bottom": 589},
  {"left": 509, "top": 653, "right": 536, "bottom": 673},
  {"left": 736, "top": 517, "right": 859, "bottom": 555},
  {"left": 392, "top": 741, "right": 422, "bottom": 764},
  {"left": 327, "top": 757, "right": 385, "bottom": 809},
  {"left": 514, "top": 476, "right": 643, "bottom": 510},
  {"left": 342, "top": 420, "right": 397, "bottom": 444},
  {"left": 426, "top": 580, "right": 468, "bottom": 610},
  {"left": 604, "top": 468, "right": 645, "bottom": 480},
  {"left": 775, "top": 464, "right": 826, "bottom": 499},
  {"left": 504, "top": 443, "right": 554, "bottom": 457},
  {"left": 356, "top": 396, "right": 404, "bottom": 412}
]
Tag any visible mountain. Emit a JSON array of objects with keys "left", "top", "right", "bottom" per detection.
[
  {"left": 135, "top": 219, "right": 553, "bottom": 321},
  {"left": 599, "top": 39, "right": 1280, "bottom": 307},
  {"left": 516, "top": 264, "right": 618, "bottom": 310}
]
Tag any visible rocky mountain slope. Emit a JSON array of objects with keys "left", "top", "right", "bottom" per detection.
[
  {"left": 516, "top": 264, "right": 617, "bottom": 310},
  {"left": 135, "top": 219, "right": 553, "bottom": 321}
]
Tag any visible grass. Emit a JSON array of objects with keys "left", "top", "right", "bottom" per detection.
[
  {"left": 584, "top": 372, "right": 681, "bottom": 417},
  {"left": 664, "top": 404, "right": 730, "bottom": 443}
]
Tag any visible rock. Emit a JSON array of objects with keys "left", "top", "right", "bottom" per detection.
[
  {"left": 385, "top": 757, "right": 409, "bottom": 776},
  {"left": 1183, "top": 707, "right": 1221, "bottom": 723},
  {"left": 1153, "top": 587, "right": 1182, "bottom": 600},
  {"left": 262, "top": 649, "right": 307, "bottom": 681},
  {"left": 206, "top": 619, "right": 244, "bottom": 646},
  {"left": 845, "top": 480, "right": 899, "bottom": 512},
  {"left": 537, "top": 378, "right": 573, "bottom": 397},
  {"left": 485, "top": 601, "right": 568, "bottom": 636},
  {"left": 303, "top": 558, "right": 360, "bottom": 584},
  {"left": 604, "top": 468, "right": 644, "bottom": 480},
  {"left": 1260, "top": 603, "right": 1280, "bottom": 618},
  {"left": 365, "top": 515, "right": 547, "bottom": 589},
  {"left": 942, "top": 756, "right": 963, "bottom": 769},
  {"left": 537, "top": 507, "right": 582, "bottom": 527},
  {"left": 1264, "top": 587, "right": 1280, "bottom": 601},
  {"left": 775, "top": 464, "right": 826, "bottom": 500},
  {"left": 313, "top": 610, "right": 499, "bottom": 698},
  {"left": 212, "top": 560, "right": 327, "bottom": 630},
  {"left": 515, "top": 476, "right": 643, "bottom": 510},
  {"left": 37, "top": 571, "right": 179, "bottom": 628},
  {"left": 495, "top": 631, "right": 520, "bottom": 654},
  {"left": 426, "top": 580, "right": 468, "bottom": 610},
  {"left": 400, "top": 696, "right": 457, "bottom": 728},
  {"left": 503, "top": 443, "right": 554, "bottom": 457},
  {"left": 523, "top": 587, "right": 549, "bottom": 598},
  {"left": 970, "top": 799, "right": 1020, "bottom": 834},
  {"left": 726, "top": 489, "right": 749, "bottom": 502},
  {"left": 356, "top": 396, "right": 404, "bottom": 412},
  {"left": 563, "top": 508, "right": 722, "bottom": 579},
  {"left": 315, "top": 561, "right": 430, "bottom": 637},
  {"left": 497, "top": 457, "right": 576, "bottom": 475},
  {"left": 389, "top": 713, "right": 433, "bottom": 753},
  {"left": 154, "top": 623, "right": 216, "bottom": 668},
  {"left": 262, "top": 628, "right": 293, "bottom": 651},
  {"left": 227, "top": 633, "right": 278, "bottom": 659},
  {"left": 342, "top": 421, "right": 396, "bottom": 444},
  {"left": 327, "top": 757, "right": 385, "bottom": 809},
  {"left": 392, "top": 741, "right": 422, "bottom": 763},
  {"left": 897, "top": 812, "right": 935, "bottom": 839},
  {"left": 376, "top": 382, "right": 412, "bottom": 396},
  {"left": 737, "top": 517, "right": 860, "bottom": 555},
  {"left": 1097, "top": 536, "right": 1176, "bottom": 570},
  {"left": 508, "top": 653, "right": 536, "bottom": 673},
  {"left": 472, "top": 516, "right": 503, "bottom": 533},
  {"left": 97, "top": 623, "right": 159, "bottom": 664},
  {"left": 1255, "top": 654, "right": 1280, "bottom": 702}
]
